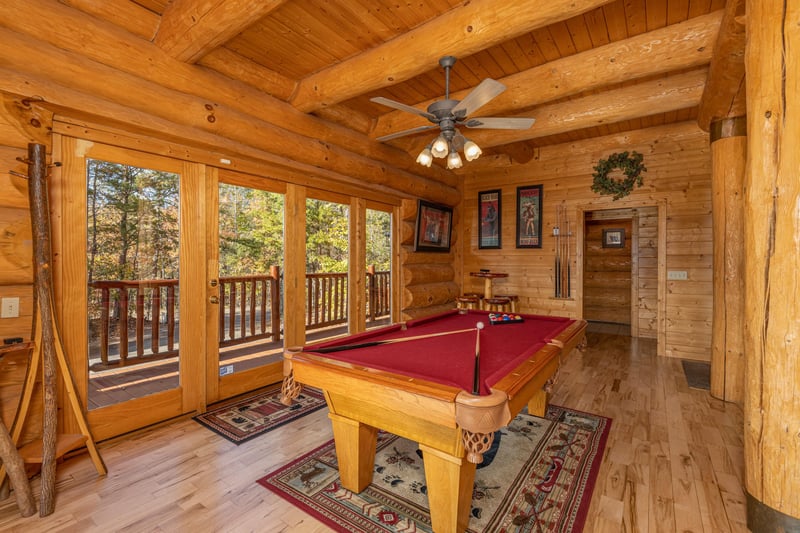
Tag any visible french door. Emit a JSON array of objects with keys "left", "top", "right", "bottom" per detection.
[{"left": 56, "top": 137, "right": 205, "bottom": 441}]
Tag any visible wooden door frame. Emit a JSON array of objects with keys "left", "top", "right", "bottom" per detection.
[
  {"left": 53, "top": 135, "right": 205, "bottom": 440},
  {"left": 575, "top": 198, "right": 667, "bottom": 356}
]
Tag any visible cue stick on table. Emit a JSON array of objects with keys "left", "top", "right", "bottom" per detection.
[
  {"left": 309, "top": 326, "right": 479, "bottom": 354},
  {"left": 472, "top": 321, "right": 484, "bottom": 394}
]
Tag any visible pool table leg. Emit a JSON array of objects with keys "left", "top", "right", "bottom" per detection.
[
  {"left": 328, "top": 413, "right": 378, "bottom": 492},
  {"left": 527, "top": 388, "right": 550, "bottom": 417},
  {"left": 418, "top": 443, "right": 476, "bottom": 533}
]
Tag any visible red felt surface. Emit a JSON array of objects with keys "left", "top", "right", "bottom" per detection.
[{"left": 304, "top": 310, "right": 573, "bottom": 395}]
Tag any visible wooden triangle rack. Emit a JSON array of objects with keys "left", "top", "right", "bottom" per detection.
[{"left": 0, "top": 143, "right": 106, "bottom": 517}]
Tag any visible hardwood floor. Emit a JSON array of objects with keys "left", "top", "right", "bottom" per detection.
[{"left": 0, "top": 329, "right": 747, "bottom": 532}]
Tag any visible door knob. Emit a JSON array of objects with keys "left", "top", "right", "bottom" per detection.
[{"left": 209, "top": 296, "right": 219, "bottom": 304}]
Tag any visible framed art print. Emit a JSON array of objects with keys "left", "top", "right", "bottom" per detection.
[
  {"left": 414, "top": 200, "right": 453, "bottom": 252},
  {"left": 602, "top": 228, "right": 625, "bottom": 248},
  {"left": 516, "top": 185, "right": 543, "bottom": 248},
  {"left": 478, "top": 189, "right": 501, "bottom": 249}
]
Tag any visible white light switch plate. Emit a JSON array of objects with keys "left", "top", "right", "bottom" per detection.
[{"left": 1, "top": 297, "right": 20, "bottom": 318}]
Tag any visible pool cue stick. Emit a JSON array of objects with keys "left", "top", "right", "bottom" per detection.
[
  {"left": 566, "top": 218, "right": 571, "bottom": 295},
  {"left": 554, "top": 206, "right": 561, "bottom": 297},
  {"left": 472, "top": 322, "right": 484, "bottom": 395},
  {"left": 309, "top": 327, "right": 478, "bottom": 354}
]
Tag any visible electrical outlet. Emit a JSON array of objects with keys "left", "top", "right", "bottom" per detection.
[
  {"left": 1, "top": 297, "right": 20, "bottom": 318},
  {"left": 667, "top": 270, "right": 688, "bottom": 281}
]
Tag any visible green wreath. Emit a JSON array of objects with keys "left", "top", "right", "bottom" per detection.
[{"left": 591, "top": 151, "right": 646, "bottom": 201}]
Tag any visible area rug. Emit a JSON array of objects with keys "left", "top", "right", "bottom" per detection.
[
  {"left": 194, "top": 383, "right": 326, "bottom": 444},
  {"left": 258, "top": 405, "right": 611, "bottom": 532},
  {"left": 681, "top": 359, "right": 711, "bottom": 390}
]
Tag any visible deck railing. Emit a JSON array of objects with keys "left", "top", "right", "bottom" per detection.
[{"left": 88, "top": 266, "right": 390, "bottom": 370}]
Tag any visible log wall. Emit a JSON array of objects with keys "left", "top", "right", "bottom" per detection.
[
  {"left": 461, "top": 121, "right": 712, "bottom": 360},
  {"left": 583, "top": 218, "right": 633, "bottom": 325}
]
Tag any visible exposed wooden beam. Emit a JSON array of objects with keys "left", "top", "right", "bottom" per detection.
[
  {"left": 418, "top": 69, "right": 708, "bottom": 151},
  {"left": 0, "top": 0, "right": 456, "bottom": 188},
  {"left": 57, "top": 0, "right": 159, "bottom": 40},
  {"left": 0, "top": 30, "right": 458, "bottom": 206},
  {"left": 373, "top": 11, "right": 722, "bottom": 140},
  {"left": 155, "top": 0, "right": 288, "bottom": 63},
  {"left": 697, "top": 0, "right": 746, "bottom": 130},
  {"left": 290, "top": 0, "right": 615, "bottom": 112},
  {"left": 197, "top": 48, "right": 296, "bottom": 102}
]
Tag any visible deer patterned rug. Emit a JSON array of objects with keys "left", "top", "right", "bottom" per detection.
[
  {"left": 193, "top": 384, "right": 326, "bottom": 444},
  {"left": 258, "top": 405, "right": 611, "bottom": 532}
]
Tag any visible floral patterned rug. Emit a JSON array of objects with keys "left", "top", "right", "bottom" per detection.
[
  {"left": 258, "top": 405, "right": 611, "bottom": 532},
  {"left": 193, "top": 384, "right": 326, "bottom": 444}
]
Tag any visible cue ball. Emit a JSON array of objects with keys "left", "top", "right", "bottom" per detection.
[{"left": 476, "top": 321, "right": 485, "bottom": 330}]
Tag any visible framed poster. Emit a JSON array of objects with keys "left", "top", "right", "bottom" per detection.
[
  {"left": 414, "top": 200, "right": 453, "bottom": 252},
  {"left": 602, "top": 228, "right": 625, "bottom": 248},
  {"left": 478, "top": 189, "right": 501, "bottom": 249},
  {"left": 516, "top": 185, "right": 543, "bottom": 248}
]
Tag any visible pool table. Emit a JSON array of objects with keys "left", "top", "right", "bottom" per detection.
[{"left": 280, "top": 309, "right": 586, "bottom": 533}]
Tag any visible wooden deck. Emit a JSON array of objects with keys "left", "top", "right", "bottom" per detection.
[{"left": 0, "top": 325, "right": 746, "bottom": 531}]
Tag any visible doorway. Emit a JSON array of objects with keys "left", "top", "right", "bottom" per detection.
[{"left": 577, "top": 204, "right": 665, "bottom": 354}]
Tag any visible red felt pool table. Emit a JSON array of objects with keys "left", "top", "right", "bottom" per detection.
[{"left": 280, "top": 309, "right": 586, "bottom": 533}]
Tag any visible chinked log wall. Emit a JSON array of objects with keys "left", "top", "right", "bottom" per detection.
[{"left": 461, "top": 121, "right": 712, "bottom": 361}]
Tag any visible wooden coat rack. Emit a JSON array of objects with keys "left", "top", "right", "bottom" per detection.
[{"left": 0, "top": 143, "right": 106, "bottom": 517}]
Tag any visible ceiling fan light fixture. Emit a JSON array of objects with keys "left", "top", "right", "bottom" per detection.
[
  {"left": 416, "top": 145, "right": 434, "bottom": 167},
  {"left": 463, "top": 139, "right": 482, "bottom": 161},
  {"left": 446, "top": 149, "right": 463, "bottom": 169},
  {"left": 431, "top": 135, "right": 449, "bottom": 158}
]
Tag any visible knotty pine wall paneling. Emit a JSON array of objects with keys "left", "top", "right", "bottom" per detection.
[{"left": 461, "top": 121, "right": 712, "bottom": 360}]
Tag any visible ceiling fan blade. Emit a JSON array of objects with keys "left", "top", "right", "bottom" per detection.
[
  {"left": 463, "top": 117, "right": 535, "bottom": 130},
  {"left": 375, "top": 124, "right": 437, "bottom": 142},
  {"left": 451, "top": 79, "right": 506, "bottom": 117},
  {"left": 371, "top": 97, "right": 436, "bottom": 121}
]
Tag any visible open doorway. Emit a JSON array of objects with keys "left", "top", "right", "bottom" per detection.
[{"left": 580, "top": 206, "right": 661, "bottom": 343}]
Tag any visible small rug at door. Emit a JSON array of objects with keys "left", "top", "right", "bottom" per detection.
[
  {"left": 681, "top": 359, "right": 711, "bottom": 390},
  {"left": 194, "top": 384, "right": 326, "bottom": 444},
  {"left": 258, "top": 405, "right": 611, "bottom": 532}
]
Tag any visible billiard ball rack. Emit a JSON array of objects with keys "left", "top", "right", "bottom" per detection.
[{"left": 488, "top": 313, "right": 524, "bottom": 325}]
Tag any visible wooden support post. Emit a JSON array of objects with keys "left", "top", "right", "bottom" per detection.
[
  {"left": 0, "top": 401, "right": 35, "bottom": 517},
  {"left": 709, "top": 116, "right": 746, "bottom": 405},
  {"left": 743, "top": 1, "right": 800, "bottom": 528}
]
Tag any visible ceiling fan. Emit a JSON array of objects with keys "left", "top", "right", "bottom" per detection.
[{"left": 371, "top": 56, "right": 535, "bottom": 168}]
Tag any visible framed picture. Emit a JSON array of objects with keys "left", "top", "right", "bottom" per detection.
[
  {"left": 478, "top": 189, "right": 501, "bottom": 249},
  {"left": 415, "top": 200, "right": 453, "bottom": 252},
  {"left": 515, "top": 185, "right": 543, "bottom": 248},
  {"left": 602, "top": 228, "right": 625, "bottom": 248}
]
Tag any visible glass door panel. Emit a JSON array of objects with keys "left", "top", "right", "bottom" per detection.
[
  {"left": 366, "top": 208, "right": 391, "bottom": 329},
  {"left": 216, "top": 183, "right": 285, "bottom": 384},
  {"left": 86, "top": 158, "right": 181, "bottom": 409}
]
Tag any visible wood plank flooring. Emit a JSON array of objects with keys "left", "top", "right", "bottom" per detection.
[{"left": 0, "top": 329, "right": 747, "bottom": 532}]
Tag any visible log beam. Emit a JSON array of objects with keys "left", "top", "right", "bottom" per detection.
[
  {"left": 155, "top": 0, "right": 288, "bottom": 63},
  {"left": 697, "top": 0, "right": 746, "bottom": 131},
  {"left": 290, "top": 0, "right": 615, "bottom": 112},
  {"left": 197, "top": 48, "right": 296, "bottom": 102},
  {"left": 57, "top": 0, "right": 159, "bottom": 40},
  {"left": 743, "top": 0, "right": 800, "bottom": 527},
  {"left": 373, "top": 12, "right": 722, "bottom": 140}
]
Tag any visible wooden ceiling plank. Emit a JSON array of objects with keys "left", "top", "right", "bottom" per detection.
[
  {"left": 696, "top": 0, "right": 745, "bottom": 130},
  {"left": 155, "top": 0, "right": 288, "bottom": 63},
  {"left": 667, "top": 0, "right": 691, "bottom": 25},
  {"left": 372, "top": 12, "right": 721, "bottom": 139},
  {"left": 624, "top": 0, "right": 649, "bottom": 37},
  {"left": 583, "top": 6, "right": 612, "bottom": 47},
  {"left": 646, "top": 0, "right": 670, "bottom": 31},
  {"left": 603, "top": 1, "right": 630, "bottom": 40},
  {"left": 290, "top": 0, "right": 616, "bottom": 112}
]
